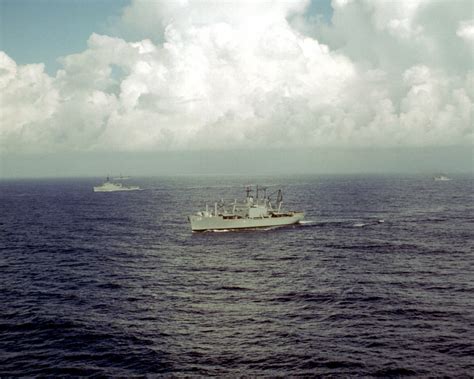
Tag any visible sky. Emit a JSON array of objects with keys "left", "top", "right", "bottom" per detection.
[
  {"left": 0, "top": 0, "right": 129, "bottom": 75},
  {"left": 0, "top": 0, "right": 473, "bottom": 177}
]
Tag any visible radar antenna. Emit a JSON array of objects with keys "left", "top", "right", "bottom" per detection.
[
  {"left": 245, "top": 185, "right": 253, "bottom": 198},
  {"left": 276, "top": 189, "right": 283, "bottom": 204}
]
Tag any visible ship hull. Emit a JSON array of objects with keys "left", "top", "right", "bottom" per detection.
[
  {"left": 189, "top": 212, "right": 304, "bottom": 232},
  {"left": 93, "top": 187, "right": 140, "bottom": 192}
]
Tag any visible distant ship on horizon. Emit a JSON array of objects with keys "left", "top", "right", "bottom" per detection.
[
  {"left": 433, "top": 175, "right": 452, "bottom": 181},
  {"left": 188, "top": 186, "right": 304, "bottom": 232},
  {"left": 93, "top": 176, "right": 140, "bottom": 192},
  {"left": 113, "top": 174, "right": 131, "bottom": 180}
]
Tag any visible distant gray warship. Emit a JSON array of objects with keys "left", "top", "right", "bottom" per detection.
[
  {"left": 433, "top": 175, "right": 452, "bottom": 181},
  {"left": 93, "top": 176, "right": 140, "bottom": 192},
  {"left": 188, "top": 186, "right": 304, "bottom": 232}
]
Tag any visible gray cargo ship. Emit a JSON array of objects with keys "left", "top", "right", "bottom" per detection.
[{"left": 188, "top": 186, "right": 304, "bottom": 232}]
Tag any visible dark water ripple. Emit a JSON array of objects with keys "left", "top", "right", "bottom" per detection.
[{"left": 1, "top": 175, "right": 473, "bottom": 376}]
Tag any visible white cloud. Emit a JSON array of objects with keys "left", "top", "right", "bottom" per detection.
[
  {"left": 457, "top": 20, "right": 474, "bottom": 42},
  {"left": 0, "top": 52, "right": 59, "bottom": 149},
  {"left": 0, "top": 0, "right": 472, "bottom": 153}
]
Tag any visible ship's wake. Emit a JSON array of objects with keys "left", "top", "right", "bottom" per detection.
[
  {"left": 299, "top": 219, "right": 386, "bottom": 228},
  {"left": 299, "top": 220, "right": 317, "bottom": 225}
]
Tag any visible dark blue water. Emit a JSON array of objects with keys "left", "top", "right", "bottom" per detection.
[{"left": 1, "top": 175, "right": 473, "bottom": 376}]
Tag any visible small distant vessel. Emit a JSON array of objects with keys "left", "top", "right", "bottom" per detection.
[
  {"left": 433, "top": 175, "right": 452, "bottom": 181},
  {"left": 93, "top": 177, "right": 140, "bottom": 192},
  {"left": 113, "top": 174, "right": 131, "bottom": 180},
  {"left": 188, "top": 186, "right": 304, "bottom": 232}
]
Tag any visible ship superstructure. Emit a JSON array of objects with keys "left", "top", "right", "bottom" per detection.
[{"left": 188, "top": 186, "right": 304, "bottom": 232}]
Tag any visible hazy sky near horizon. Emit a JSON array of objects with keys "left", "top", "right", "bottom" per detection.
[
  {"left": 2, "top": 146, "right": 473, "bottom": 178},
  {"left": 0, "top": 0, "right": 473, "bottom": 176}
]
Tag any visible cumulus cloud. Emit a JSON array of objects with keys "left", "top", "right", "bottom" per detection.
[
  {"left": 0, "top": 52, "right": 59, "bottom": 150},
  {"left": 457, "top": 20, "right": 474, "bottom": 42},
  {"left": 0, "top": 0, "right": 472, "bottom": 153}
]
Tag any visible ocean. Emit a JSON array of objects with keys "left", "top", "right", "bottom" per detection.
[{"left": 1, "top": 175, "right": 473, "bottom": 376}]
